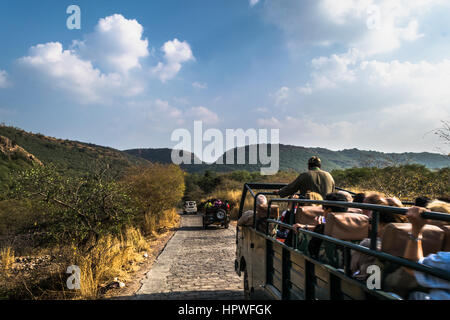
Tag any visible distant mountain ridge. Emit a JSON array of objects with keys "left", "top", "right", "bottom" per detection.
[
  {"left": 0, "top": 125, "right": 447, "bottom": 181},
  {"left": 124, "top": 144, "right": 450, "bottom": 173}
]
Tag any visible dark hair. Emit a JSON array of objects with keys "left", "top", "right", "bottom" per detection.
[
  {"left": 353, "top": 193, "right": 366, "bottom": 203},
  {"left": 378, "top": 210, "right": 407, "bottom": 224},
  {"left": 323, "top": 192, "right": 348, "bottom": 212},
  {"left": 308, "top": 156, "right": 321, "bottom": 169},
  {"left": 415, "top": 196, "right": 431, "bottom": 208},
  {"left": 364, "top": 193, "right": 388, "bottom": 205}
]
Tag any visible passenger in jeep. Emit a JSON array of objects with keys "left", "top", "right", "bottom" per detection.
[
  {"left": 404, "top": 206, "right": 450, "bottom": 300},
  {"left": 350, "top": 208, "right": 405, "bottom": 281},
  {"left": 274, "top": 156, "right": 335, "bottom": 199}
]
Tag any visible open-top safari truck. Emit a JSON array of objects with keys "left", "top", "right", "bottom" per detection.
[{"left": 235, "top": 183, "right": 450, "bottom": 300}]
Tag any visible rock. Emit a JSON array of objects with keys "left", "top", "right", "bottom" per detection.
[
  {"left": 143, "top": 253, "right": 149, "bottom": 258},
  {"left": 119, "top": 281, "right": 125, "bottom": 288}
]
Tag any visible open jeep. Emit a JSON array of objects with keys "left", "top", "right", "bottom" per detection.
[{"left": 201, "top": 199, "right": 231, "bottom": 229}]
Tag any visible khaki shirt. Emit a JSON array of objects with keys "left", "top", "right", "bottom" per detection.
[{"left": 279, "top": 167, "right": 335, "bottom": 198}]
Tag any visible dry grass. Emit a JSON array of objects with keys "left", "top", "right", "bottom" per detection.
[
  {"left": 0, "top": 247, "right": 15, "bottom": 273},
  {"left": 0, "top": 207, "right": 180, "bottom": 300},
  {"left": 73, "top": 209, "right": 179, "bottom": 299},
  {"left": 143, "top": 208, "right": 179, "bottom": 237}
]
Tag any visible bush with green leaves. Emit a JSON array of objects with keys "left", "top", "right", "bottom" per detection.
[
  {"left": 10, "top": 165, "right": 137, "bottom": 251},
  {"left": 332, "top": 164, "right": 449, "bottom": 200}
]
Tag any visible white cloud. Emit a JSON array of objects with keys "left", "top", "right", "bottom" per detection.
[
  {"left": 261, "top": 0, "right": 447, "bottom": 55},
  {"left": 187, "top": 106, "right": 219, "bottom": 124},
  {"left": 14, "top": 15, "right": 197, "bottom": 105},
  {"left": 153, "top": 39, "right": 195, "bottom": 82},
  {"left": 143, "top": 100, "right": 219, "bottom": 127},
  {"left": 154, "top": 99, "right": 183, "bottom": 119},
  {"left": 0, "top": 70, "right": 9, "bottom": 88},
  {"left": 17, "top": 42, "right": 139, "bottom": 104},
  {"left": 15, "top": 14, "right": 153, "bottom": 104},
  {"left": 255, "top": 107, "right": 269, "bottom": 113},
  {"left": 192, "top": 81, "right": 207, "bottom": 89},
  {"left": 73, "top": 14, "right": 149, "bottom": 74},
  {"left": 250, "top": 0, "right": 260, "bottom": 6},
  {"left": 274, "top": 51, "right": 450, "bottom": 152},
  {"left": 273, "top": 86, "right": 290, "bottom": 106},
  {"left": 257, "top": 116, "right": 358, "bottom": 149}
]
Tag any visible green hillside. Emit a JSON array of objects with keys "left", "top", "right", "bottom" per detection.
[
  {"left": 0, "top": 125, "right": 150, "bottom": 178},
  {"left": 125, "top": 148, "right": 205, "bottom": 172},
  {"left": 125, "top": 144, "right": 450, "bottom": 173}
]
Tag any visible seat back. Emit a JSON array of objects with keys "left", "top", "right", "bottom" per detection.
[
  {"left": 348, "top": 207, "right": 363, "bottom": 214},
  {"left": 256, "top": 205, "right": 279, "bottom": 219},
  {"left": 441, "top": 225, "right": 450, "bottom": 251},
  {"left": 295, "top": 206, "right": 324, "bottom": 225},
  {"left": 324, "top": 212, "right": 370, "bottom": 241},
  {"left": 381, "top": 223, "right": 445, "bottom": 257}
]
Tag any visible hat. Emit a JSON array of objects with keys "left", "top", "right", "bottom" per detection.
[{"left": 308, "top": 156, "right": 321, "bottom": 167}]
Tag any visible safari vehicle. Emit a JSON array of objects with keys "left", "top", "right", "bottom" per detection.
[
  {"left": 202, "top": 199, "right": 231, "bottom": 229},
  {"left": 183, "top": 201, "right": 197, "bottom": 214},
  {"left": 235, "top": 183, "right": 450, "bottom": 300}
]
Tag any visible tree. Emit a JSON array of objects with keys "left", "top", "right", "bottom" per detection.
[
  {"left": 121, "top": 163, "right": 185, "bottom": 232},
  {"left": 434, "top": 120, "right": 450, "bottom": 155},
  {"left": 11, "top": 165, "right": 136, "bottom": 251}
]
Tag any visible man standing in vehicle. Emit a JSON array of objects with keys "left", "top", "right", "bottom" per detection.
[{"left": 274, "top": 156, "right": 335, "bottom": 198}]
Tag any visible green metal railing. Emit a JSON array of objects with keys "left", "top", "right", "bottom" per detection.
[{"left": 237, "top": 183, "right": 450, "bottom": 287}]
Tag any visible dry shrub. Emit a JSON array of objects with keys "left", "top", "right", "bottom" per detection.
[
  {"left": 72, "top": 226, "right": 149, "bottom": 299},
  {"left": 72, "top": 211, "right": 179, "bottom": 299},
  {"left": 143, "top": 208, "right": 179, "bottom": 237},
  {"left": 0, "top": 247, "right": 15, "bottom": 273}
]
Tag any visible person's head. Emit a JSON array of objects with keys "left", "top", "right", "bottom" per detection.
[
  {"left": 426, "top": 200, "right": 450, "bottom": 214},
  {"left": 256, "top": 194, "right": 267, "bottom": 207},
  {"left": 386, "top": 197, "right": 403, "bottom": 207},
  {"left": 337, "top": 190, "right": 353, "bottom": 203},
  {"left": 437, "top": 196, "right": 450, "bottom": 204},
  {"left": 323, "top": 192, "right": 348, "bottom": 213},
  {"left": 415, "top": 196, "right": 431, "bottom": 208},
  {"left": 353, "top": 193, "right": 366, "bottom": 203},
  {"left": 308, "top": 156, "right": 321, "bottom": 170},
  {"left": 362, "top": 193, "right": 388, "bottom": 218},
  {"left": 305, "top": 191, "right": 323, "bottom": 207},
  {"left": 374, "top": 209, "right": 408, "bottom": 236},
  {"left": 305, "top": 191, "right": 323, "bottom": 201}
]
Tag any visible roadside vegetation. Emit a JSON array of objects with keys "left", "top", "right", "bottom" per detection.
[{"left": 0, "top": 163, "right": 184, "bottom": 300}]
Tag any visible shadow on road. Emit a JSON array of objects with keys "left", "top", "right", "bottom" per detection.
[{"left": 128, "top": 289, "right": 244, "bottom": 300}]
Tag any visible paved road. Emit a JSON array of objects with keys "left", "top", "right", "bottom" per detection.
[{"left": 134, "top": 214, "right": 244, "bottom": 300}]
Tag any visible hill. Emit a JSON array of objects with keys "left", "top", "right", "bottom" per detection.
[
  {"left": 125, "top": 148, "right": 203, "bottom": 172},
  {"left": 125, "top": 144, "right": 450, "bottom": 173},
  {"left": 0, "top": 135, "right": 43, "bottom": 184},
  {"left": 0, "top": 125, "right": 150, "bottom": 178}
]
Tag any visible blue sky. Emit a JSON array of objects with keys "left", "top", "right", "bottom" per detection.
[{"left": 1, "top": 0, "right": 450, "bottom": 158}]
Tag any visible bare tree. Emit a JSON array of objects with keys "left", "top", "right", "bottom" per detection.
[{"left": 433, "top": 120, "right": 450, "bottom": 156}]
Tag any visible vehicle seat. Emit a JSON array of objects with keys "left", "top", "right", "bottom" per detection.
[
  {"left": 237, "top": 205, "right": 280, "bottom": 227},
  {"left": 348, "top": 208, "right": 363, "bottom": 214},
  {"left": 381, "top": 223, "right": 445, "bottom": 257},
  {"left": 440, "top": 225, "right": 450, "bottom": 251},
  {"left": 295, "top": 206, "right": 324, "bottom": 225},
  {"left": 324, "top": 212, "right": 370, "bottom": 241}
]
